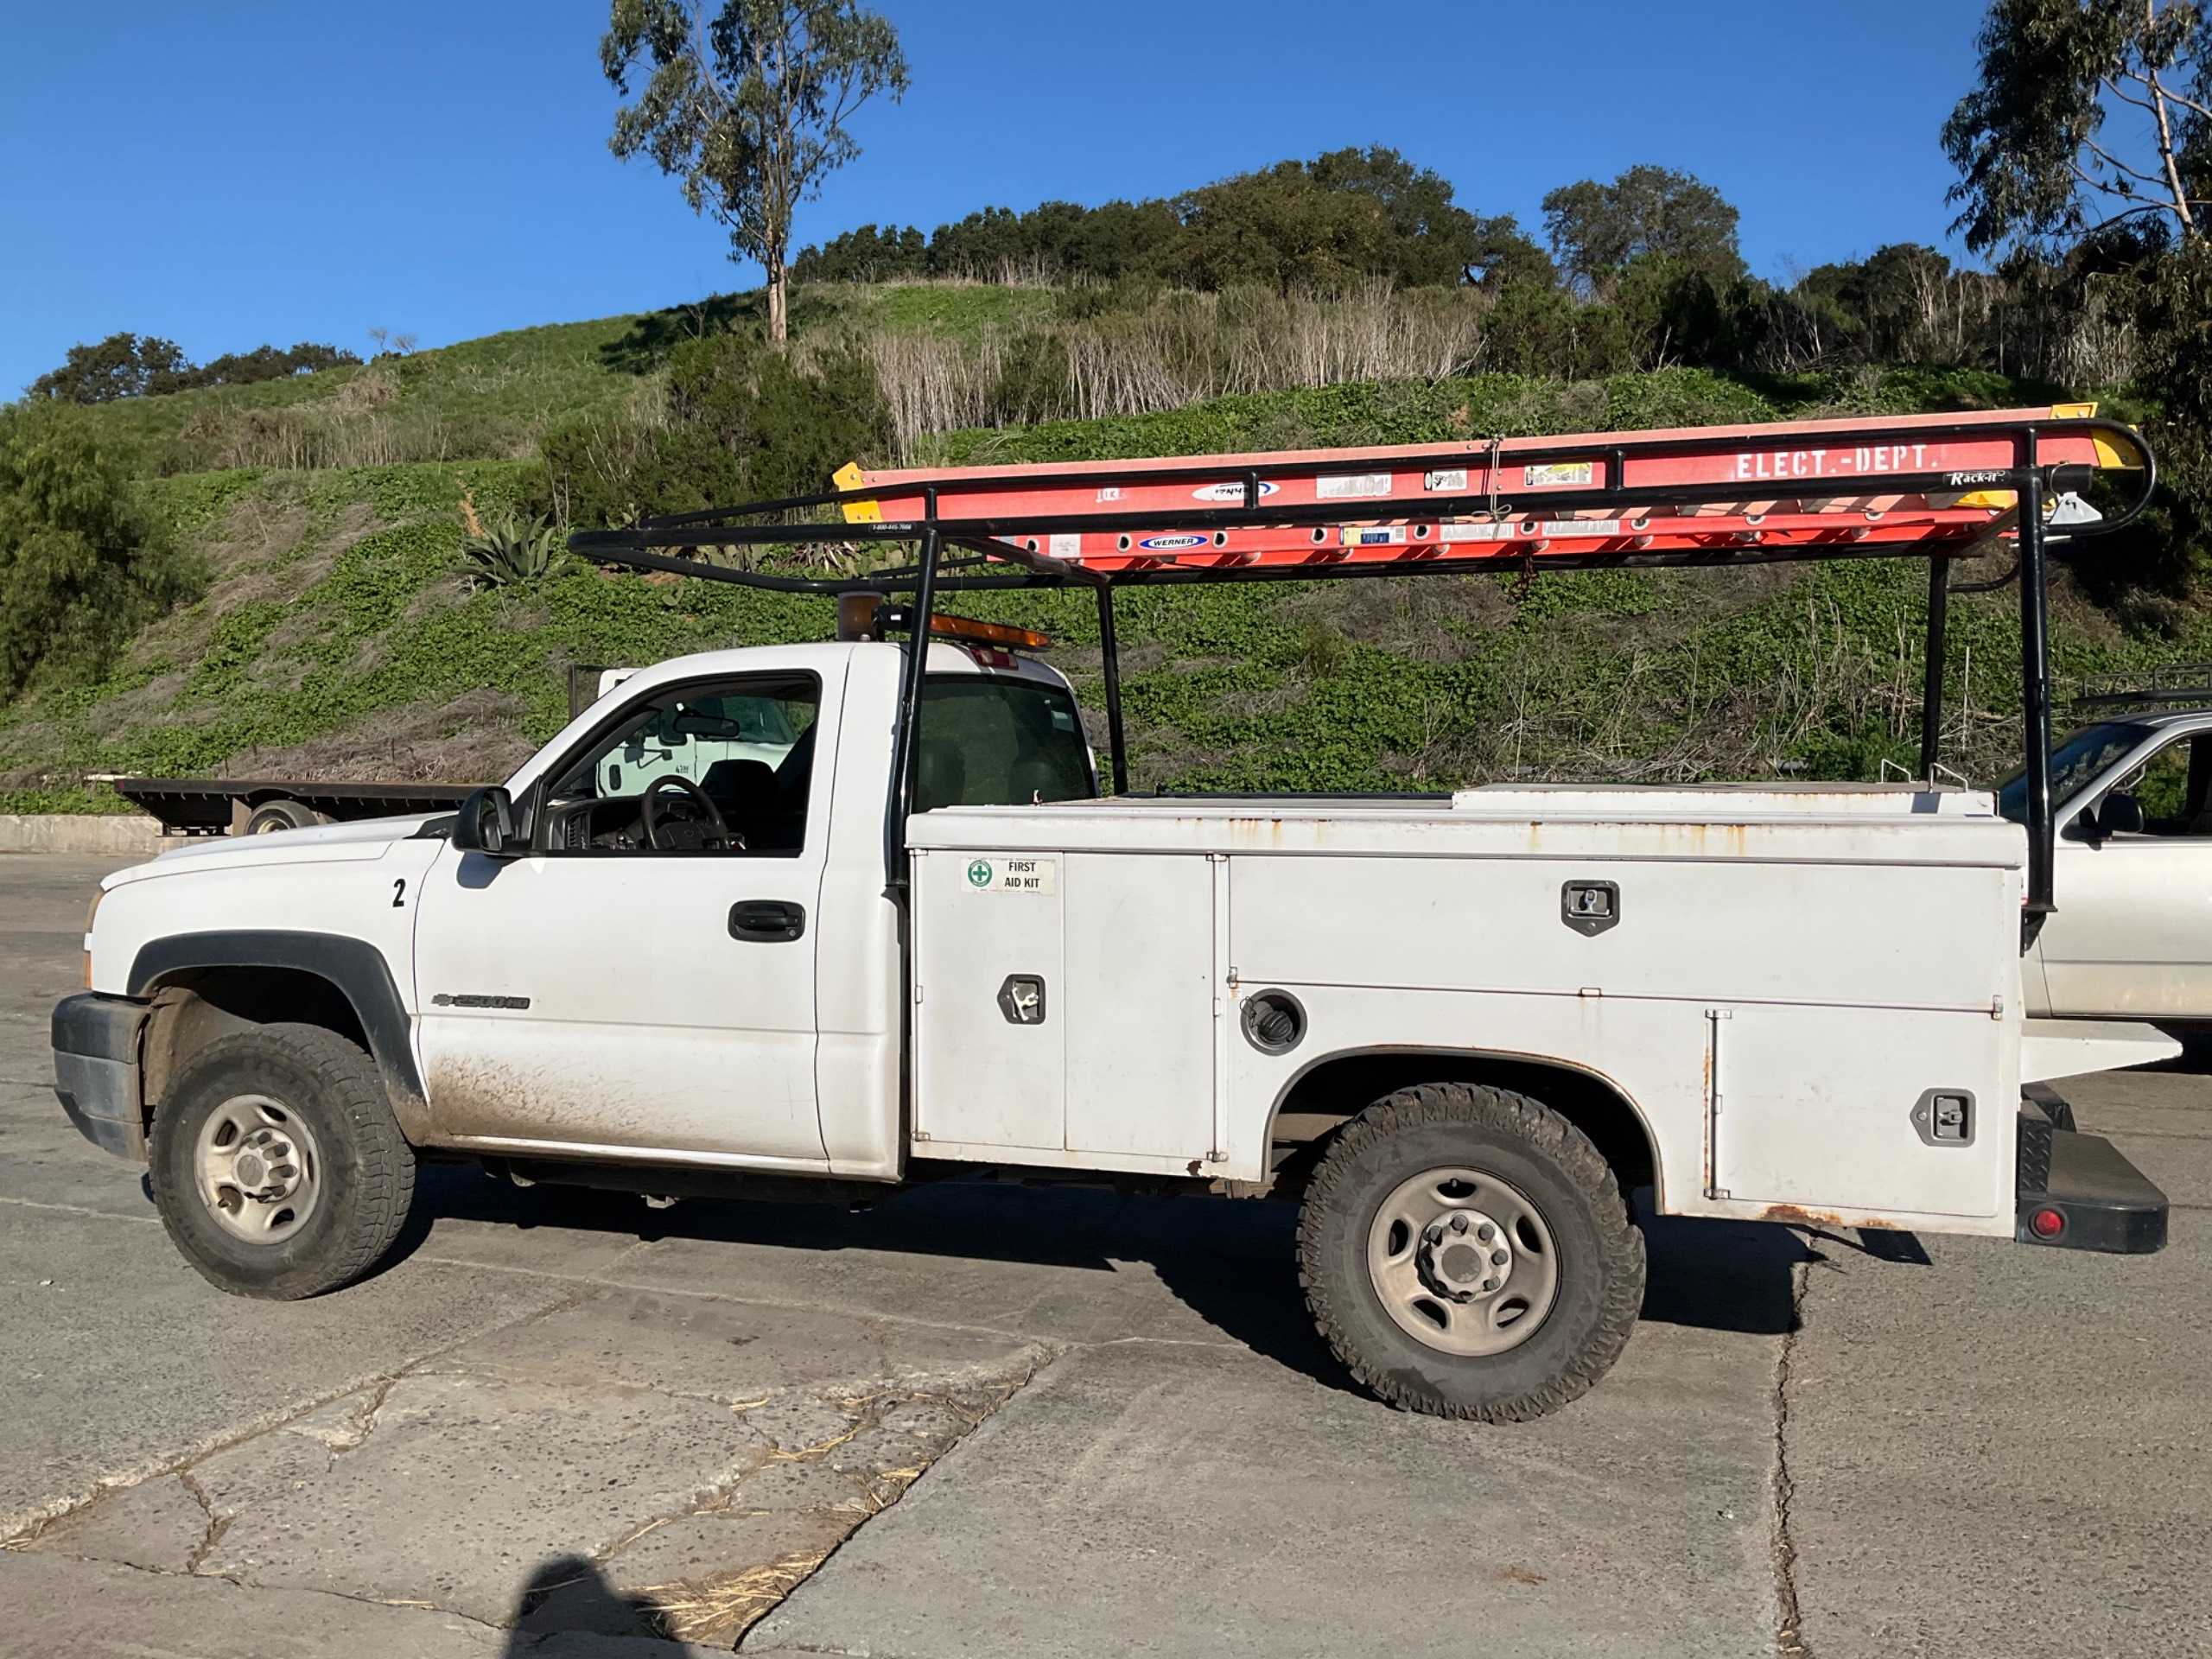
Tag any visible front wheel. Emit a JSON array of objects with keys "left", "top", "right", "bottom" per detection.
[
  {"left": 149, "top": 1023, "right": 416, "bottom": 1299},
  {"left": 1298, "top": 1082, "right": 1645, "bottom": 1421}
]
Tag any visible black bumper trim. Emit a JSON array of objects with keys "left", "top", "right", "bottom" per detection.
[
  {"left": 2015, "top": 1102, "right": 2168, "bottom": 1255},
  {"left": 51, "top": 993, "right": 150, "bottom": 1162},
  {"left": 53, "top": 991, "right": 149, "bottom": 1064},
  {"left": 58, "top": 1086, "right": 143, "bottom": 1160}
]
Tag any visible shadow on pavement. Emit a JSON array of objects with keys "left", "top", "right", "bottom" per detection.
[
  {"left": 387, "top": 1164, "right": 1823, "bottom": 1398},
  {"left": 503, "top": 1554, "right": 664, "bottom": 1651},
  {"left": 1637, "top": 1207, "right": 1827, "bottom": 1334},
  {"left": 2143, "top": 1027, "right": 2212, "bottom": 1074}
]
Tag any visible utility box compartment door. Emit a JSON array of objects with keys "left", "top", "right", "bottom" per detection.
[
  {"left": 912, "top": 849, "right": 1217, "bottom": 1162},
  {"left": 1064, "top": 854, "right": 1215, "bottom": 1158},
  {"left": 1712, "top": 1004, "right": 2006, "bottom": 1219},
  {"left": 912, "top": 849, "right": 1066, "bottom": 1152}
]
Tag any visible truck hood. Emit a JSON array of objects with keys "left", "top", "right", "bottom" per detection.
[{"left": 104, "top": 812, "right": 446, "bottom": 888}]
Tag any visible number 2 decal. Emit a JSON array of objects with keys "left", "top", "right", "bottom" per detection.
[{"left": 392, "top": 878, "right": 407, "bottom": 908}]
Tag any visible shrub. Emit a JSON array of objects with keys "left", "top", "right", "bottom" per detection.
[
  {"left": 541, "top": 331, "right": 892, "bottom": 526},
  {"left": 458, "top": 493, "right": 563, "bottom": 588},
  {"left": 28, "top": 334, "right": 360, "bottom": 403},
  {"left": 0, "top": 405, "right": 195, "bottom": 694}
]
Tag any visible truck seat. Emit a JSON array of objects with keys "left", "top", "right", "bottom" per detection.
[{"left": 700, "top": 759, "right": 804, "bottom": 851}]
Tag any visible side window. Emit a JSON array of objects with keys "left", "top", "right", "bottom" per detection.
[
  {"left": 543, "top": 676, "right": 819, "bottom": 855},
  {"left": 2107, "top": 733, "right": 2212, "bottom": 837}
]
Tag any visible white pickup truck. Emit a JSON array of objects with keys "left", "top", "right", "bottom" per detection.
[
  {"left": 50, "top": 410, "right": 2177, "bottom": 1421},
  {"left": 50, "top": 626, "right": 2175, "bottom": 1421}
]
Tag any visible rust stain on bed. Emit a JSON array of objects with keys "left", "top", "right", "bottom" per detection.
[{"left": 1757, "top": 1202, "right": 1907, "bottom": 1231}]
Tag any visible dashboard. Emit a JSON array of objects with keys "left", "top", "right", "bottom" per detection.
[{"left": 544, "top": 797, "right": 654, "bottom": 852}]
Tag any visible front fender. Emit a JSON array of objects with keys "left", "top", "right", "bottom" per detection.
[{"left": 130, "top": 930, "right": 425, "bottom": 1105}]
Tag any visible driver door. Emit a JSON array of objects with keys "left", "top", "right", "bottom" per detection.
[{"left": 410, "top": 671, "right": 831, "bottom": 1166}]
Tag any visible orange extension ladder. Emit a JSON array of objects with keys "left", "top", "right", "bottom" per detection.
[{"left": 830, "top": 404, "right": 2143, "bottom": 576}]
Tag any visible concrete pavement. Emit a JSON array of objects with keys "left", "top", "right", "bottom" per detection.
[{"left": 3, "top": 853, "right": 2207, "bottom": 1656}]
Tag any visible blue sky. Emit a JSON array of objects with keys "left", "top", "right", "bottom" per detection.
[{"left": 0, "top": 0, "right": 1990, "bottom": 397}]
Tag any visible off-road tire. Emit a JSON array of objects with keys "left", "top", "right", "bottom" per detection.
[
  {"left": 1298, "top": 1082, "right": 1644, "bottom": 1421},
  {"left": 149, "top": 1023, "right": 416, "bottom": 1300}
]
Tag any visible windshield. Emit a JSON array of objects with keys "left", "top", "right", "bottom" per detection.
[
  {"left": 914, "top": 676, "right": 1097, "bottom": 810},
  {"left": 1995, "top": 722, "right": 2151, "bottom": 823}
]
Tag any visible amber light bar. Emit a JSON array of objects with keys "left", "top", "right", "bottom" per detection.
[
  {"left": 836, "top": 593, "right": 1052, "bottom": 652},
  {"left": 927, "top": 613, "right": 1052, "bottom": 651}
]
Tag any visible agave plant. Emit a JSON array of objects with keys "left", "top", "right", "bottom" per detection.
[{"left": 460, "top": 493, "right": 563, "bottom": 588}]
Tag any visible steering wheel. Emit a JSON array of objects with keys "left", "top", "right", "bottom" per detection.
[{"left": 639, "top": 774, "right": 742, "bottom": 852}]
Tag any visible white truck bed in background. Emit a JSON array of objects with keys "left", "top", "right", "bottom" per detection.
[{"left": 907, "top": 789, "right": 2028, "bottom": 1232}]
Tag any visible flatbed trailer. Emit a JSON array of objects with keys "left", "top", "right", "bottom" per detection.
[
  {"left": 105, "top": 670, "right": 622, "bottom": 837},
  {"left": 108, "top": 777, "right": 479, "bottom": 837}
]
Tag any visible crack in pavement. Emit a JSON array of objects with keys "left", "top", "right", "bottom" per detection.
[
  {"left": 346, "top": 1371, "right": 403, "bottom": 1450},
  {"left": 591, "top": 1440, "right": 779, "bottom": 1567},
  {"left": 81, "top": 1552, "right": 514, "bottom": 1639},
  {"left": 175, "top": 1471, "right": 229, "bottom": 1577},
  {"left": 648, "top": 1350, "right": 1061, "bottom": 1649},
  {"left": 17, "top": 1311, "right": 1057, "bottom": 1649},
  {"left": 1, "top": 1281, "right": 594, "bottom": 1545},
  {"left": 1769, "top": 1241, "right": 1840, "bottom": 1659}
]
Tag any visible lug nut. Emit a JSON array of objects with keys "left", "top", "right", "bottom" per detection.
[
  {"left": 1450, "top": 1213, "right": 1470, "bottom": 1234},
  {"left": 1491, "top": 1249, "right": 1508, "bottom": 1266},
  {"left": 1476, "top": 1223, "right": 1495, "bottom": 1243},
  {"left": 1480, "top": 1278, "right": 1497, "bottom": 1292}
]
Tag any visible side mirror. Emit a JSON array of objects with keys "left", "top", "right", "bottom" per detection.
[
  {"left": 2099, "top": 791, "right": 2146, "bottom": 836},
  {"left": 452, "top": 787, "right": 519, "bottom": 856}
]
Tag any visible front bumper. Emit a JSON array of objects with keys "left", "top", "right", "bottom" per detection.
[{"left": 52, "top": 993, "right": 151, "bottom": 1162}]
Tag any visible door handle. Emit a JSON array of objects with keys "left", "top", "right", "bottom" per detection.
[{"left": 729, "top": 899, "right": 806, "bottom": 943}]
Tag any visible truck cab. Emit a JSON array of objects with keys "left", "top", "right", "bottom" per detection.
[{"left": 416, "top": 639, "right": 1092, "bottom": 1173}]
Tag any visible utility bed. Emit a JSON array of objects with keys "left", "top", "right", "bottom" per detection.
[{"left": 906, "top": 785, "right": 2030, "bottom": 1227}]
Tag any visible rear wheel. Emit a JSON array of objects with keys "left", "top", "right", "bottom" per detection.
[
  {"left": 1298, "top": 1081, "right": 1644, "bottom": 1421},
  {"left": 243, "top": 798, "right": 323, "bottom": 835},
  {"left": 149, "top": 1024, "right": 416, "bottom": 1299}
]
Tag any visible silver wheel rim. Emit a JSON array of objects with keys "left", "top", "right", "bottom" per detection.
[
  {"left": 194, "top": 1095, "right": 322, "bottom": 1244},
  {"left": 1366, "top": 1166, "right": 1560, "bottom": 1357}
]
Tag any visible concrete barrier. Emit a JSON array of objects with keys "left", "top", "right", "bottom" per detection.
[{"left": 0, "top": 815, "right": 171, "bottom": 856}]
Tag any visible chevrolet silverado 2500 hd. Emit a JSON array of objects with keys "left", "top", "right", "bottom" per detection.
[{"left": 52, "top": 410, "right": 2177, "bottom": 1421}]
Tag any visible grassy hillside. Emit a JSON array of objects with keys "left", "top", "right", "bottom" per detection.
[
  {"left": 81, "top": 283, "right": 1054, "bottom": 480},
  {"left": 1, "top": 285, "right": 2200, "bottom": 814}
]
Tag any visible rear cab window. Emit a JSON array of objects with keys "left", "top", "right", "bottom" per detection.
[{"left": 914, "top": 675, "right": 1096, "bottom": 810}]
